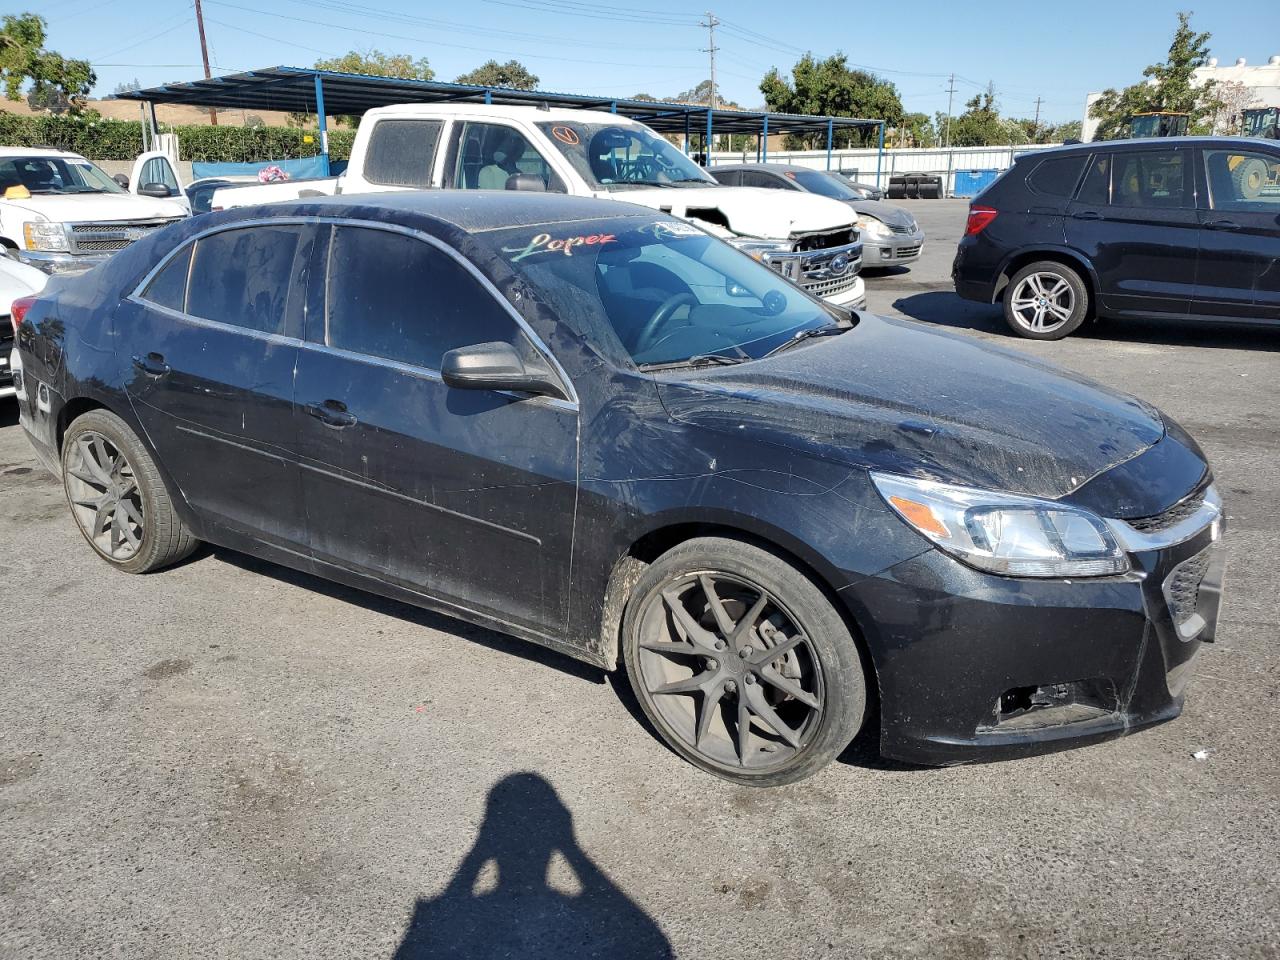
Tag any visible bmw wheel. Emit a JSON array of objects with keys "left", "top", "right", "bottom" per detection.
[{"left": 1003, "top": 260, "right": 1088, "bottom": 340}]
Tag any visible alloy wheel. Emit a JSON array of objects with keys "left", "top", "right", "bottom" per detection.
[
  {"left": 65, "top": 431, "right": 145, "bottom": 561},
  {"left": 1009, "top": 272, "right": 1076, "bottom": 333},
  {"left": 634, "top": 571, "right": 826, "bottom": 772}
]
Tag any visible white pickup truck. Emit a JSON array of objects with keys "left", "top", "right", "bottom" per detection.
[
  {"left": 0, "top": 147, "right": 188, "bottom": 274},
  {"left": 213, "top": 104, "right": 866, "bottom": 308}
]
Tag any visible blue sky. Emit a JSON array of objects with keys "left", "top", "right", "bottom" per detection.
[{"left": 36, "top": 0, "right": 1280, "bottom": 125}]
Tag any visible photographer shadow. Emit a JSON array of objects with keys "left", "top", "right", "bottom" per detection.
[{"left": 392, "top": 773, "right": 673, "bottom": 960}]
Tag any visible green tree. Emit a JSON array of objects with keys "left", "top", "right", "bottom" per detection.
[
  {"left": 760, "top": 53, "right": 904, "bottom": 148},
  {"left": 942, "top": 86, "right": 1026, "bottom": 146},
  {"left": 310, "top": 50, "right": 433, "bottom": 126},
  {"left": 0, "top": 13, "right": 94, "bottom": 115},
  {"left": 1088, "top": 11, "right": 1221, "bottom": 139},
  {"left": 455, "top": 59, "right": 539, "bottom": 90},
  {"left": 897, "top": 111, "right": 935, "bottom": 147}
]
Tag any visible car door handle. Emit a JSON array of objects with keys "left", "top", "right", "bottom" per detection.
[
  {"left": 132, "top": 352, "right": 170, "bottom": 377},
  {"left": 1205, "top": 219, "right": 1240, "bottom": 231},
  {"left": 305, "top": 399, "right": 357, "bottom": 428},
  {"left": 1070, "top": 211, "right": 1102, "bottom": 220}
]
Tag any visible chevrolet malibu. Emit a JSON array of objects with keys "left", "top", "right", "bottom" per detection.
[{"left": 11, "top": 193, "right": 1226, "bottom": 786}]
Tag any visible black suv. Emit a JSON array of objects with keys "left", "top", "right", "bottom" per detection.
[{"left": 953, "top": 137, "right": 1280, "bottom": 339}]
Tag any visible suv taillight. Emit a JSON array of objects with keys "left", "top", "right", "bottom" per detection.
[
  {"left": 9, "top": 295, "right": 37, "bottom": 335},
  {"left": 964, "top": 206, "right": 998, "bottom": 236}
]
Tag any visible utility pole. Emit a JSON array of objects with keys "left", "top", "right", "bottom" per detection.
[
  {"left": 193, "top": 0, "right": 217, "bottom": 125},
  {"left": 1033, "top": 95, "right": 1043, "bottom": 141},
  {"left": 701, "top": 11, "right": 719, "bottom": 111},
  {"left": 943, "top": 73, "right": 956, "bottom": 196}
]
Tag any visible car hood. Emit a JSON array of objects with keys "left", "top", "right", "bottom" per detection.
[
  {"left": 1, "top": 192, "right": 188, "bottom": 222},
  {"left": 847, "top": 198, "right": 915, "bottom": 228},
  {"left": 654, "top": 314, "right": 1171, "bottom": 508},
  {"left": 0, "top": 255, "right": 47, "bottom": 313},
  {"left": 600, "top": 185, "right": 856, "bottom": 239}
]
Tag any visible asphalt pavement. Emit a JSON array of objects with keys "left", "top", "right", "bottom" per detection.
[{"left": 1, "top": 199, "right": 1277, "bottom": 959}]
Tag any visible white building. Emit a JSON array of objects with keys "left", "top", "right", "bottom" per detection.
[{"left": 1082, "top": 53, "right": 1280, "bottom": 141}]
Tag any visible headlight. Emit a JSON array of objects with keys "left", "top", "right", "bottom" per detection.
[
  {"left": 726, "top": 236, "right": 794, "bottom": 261},
  {"left": 22, "top": 221, "right": 68, "bottom": 253},
  {"left": 856, "top": 215, "right": 889, "bottom": 238},
  {"left": 871, "top": 472, "right": 1129, "bottom": 577}
]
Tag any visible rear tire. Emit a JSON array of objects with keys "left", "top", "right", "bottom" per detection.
[
  {"left": 61, "top": 409, "right": 198, "bottom": 573},
  {"left": 622, "top": 536, "right": 866, "bottom": 786},
  {"left": 1002, "top": 260, "right": 1088, "bottom": 340}
]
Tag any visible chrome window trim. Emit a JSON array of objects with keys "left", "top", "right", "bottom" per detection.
[
  {"left": 1107, "top": 484, "right": 1223, "bottom": 553},
  {"left": 128, "top": 214, "right": 579, "bottom": 410}
]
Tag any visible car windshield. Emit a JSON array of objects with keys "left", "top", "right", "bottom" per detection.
[
  {"left": 0, "top": 156, "right": 125, "bottom": 195},
  {"left": 789, "top": 169, "right": 861, "bottom": 201},
  {"left": 489, "top": 216, "right": 840, "bottom": 368},
  {"left": 536, "top": 120, "right": 716, "bottom": 191}
]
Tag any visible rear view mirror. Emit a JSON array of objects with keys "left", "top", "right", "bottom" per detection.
[
  {"left": 137, "top": 182, "right": 173, "bottom": 198},
  {"left": 441, "top": 341, "right": 569, "bottom": 401},
  {"left": 113, "top": 174, "right": 130, "bottom": 189}
]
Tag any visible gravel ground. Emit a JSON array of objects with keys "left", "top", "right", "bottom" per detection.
[{"left": 1, "top": 199, "right": 1277, "bottom": 960}]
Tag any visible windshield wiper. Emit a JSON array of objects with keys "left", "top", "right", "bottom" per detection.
[
  {"left": 762, "top": 325, "right": 847, "bottom": 358},
  {"left": 638, "top": 353, "right": 750, "bottom": 372}
]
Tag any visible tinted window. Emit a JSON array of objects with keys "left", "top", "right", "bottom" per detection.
[
  {"left": 141, "top": 243, "right": 193, "bottom": 312},
  {"left": 325, "top": 226, "right": 517, "bottom": 370},
  {"left": 364, "top": 119, "right": 443, "bottom": 188},
  {"left": 1204, "top": 149, "right": 1280, "bottom": 212},
  {"left": 710, "top": 169, "right": 738, "bottom": 186},
  {"left": 1027, "top": 156, "right": 1086, "bottom": 197},
  {"left": 140, "top": 157, "right": 179, "bottom": 193},
  {"left": 741, "top": 171, "right": 789, "bottom": 189},
  {"left": 450, "top": 122, "right": 565, "bottom": 192},
  {"left": 186, "top": 225, "right": 304, "bottom": 335},
  {"left": 790, "top": 169, "right": 861, "bottom": 200},
  {"left": 1077, "top": 154, "right": 1111, "bottom": 204},
  {"left": 1111, "top": 150, "right": 1189, "bottom": 208}
]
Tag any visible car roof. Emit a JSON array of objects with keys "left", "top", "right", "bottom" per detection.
[
  {"left": 712, "top": 163, "right": 822, "bottom": 174},
  {"left": 219, "top": 190, "right": 659, "bottom": 235},
  {"left": 1017, "top": 136, "right": 1279, "bottom": 161},
  {"left": 0, "top": 146, "right": 83, "bottom": 159},
  {"left": 362, "top": 102, "right": 649, "bottom": 126}
]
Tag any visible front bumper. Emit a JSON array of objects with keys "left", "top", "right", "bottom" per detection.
[
  {"left": 862, "top": 229, "right": 925, "bottom": 266},
  {"left": 842, "top": 490, "right": 1225, "bottom": 765},
  {"left": 14, "top": 249, "right": 105, "bottom": 275},
  {"left": 823, "top": 274, "right": 866, "bottom": 310}
]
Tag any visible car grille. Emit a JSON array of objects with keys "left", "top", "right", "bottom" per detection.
[
  {"left": 1165, "top": 549, "right": 1212, "bottom": 629},
  {"left": 0, "top": 326, "right": 12, "bottom": 387},
  {"left": 889, "top": 223, "right": 915, "bottom": 235},
  {"left": 894, "top": 244, "right": 922, "bottom": 258},
  {"left": 67, "top": 218, "right": 184, "bottom": 256},
  {"left": 801, "top": 271, "right": 860, "bottom": 298},
  {"left": 791, "top": 227, "right": 856, "bottom": 251},
  {"left": 1128, "top": 487, "right": 1208, "bottom": 534}
]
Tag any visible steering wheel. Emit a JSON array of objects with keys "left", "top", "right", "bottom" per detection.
[{"left": 634, "top": 292, "right": 697, "bottom": 354}]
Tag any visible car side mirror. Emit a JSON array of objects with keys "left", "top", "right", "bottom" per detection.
[
  {"left": 505, "top": 173, "right": 546, "bottom": 192},
  {"left": 441, "top": 341, "right": 569, "bottom": 401},
  {"left": 137, "top": 182, "right": 173, "bottom": 198},
  {"left": 113, "top": 173, "right": 130, "bottom": 189}
]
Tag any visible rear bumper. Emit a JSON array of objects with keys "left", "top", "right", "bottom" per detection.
[
  {"left": 951, "top": 236, "right": 1001, "bottom": 303},
  {"left": 841, "top": 509, "right": 1225, "bottom": 766}
]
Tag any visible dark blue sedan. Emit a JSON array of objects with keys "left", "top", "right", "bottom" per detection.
[{"left": 10, "top": 192, "right": 1226, "bottom": 785}]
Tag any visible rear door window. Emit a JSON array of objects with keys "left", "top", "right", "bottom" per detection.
[
  {"left": 1203, "top": 148, "right": 1280, "bottom": 212},
  {"left": 140, "top": 243, "right": 193, "bottom": 312},
  {"left": 363, "top": 119, "right": 443, "bottom": 188},
  {"left": 1110, "top": 150, "right": 1191, "bottom": 208},
  {"left": 185, "top": 225, "right": 308, "bottom": 336},
  {"left": 1076, "top": 154, "right": 1111, "bottom": 204},
  {"left": 323, "top": 226, "right": 521, "bottom": 370},
  {"left": 1027, "top": 156, "right": 1087, "bottom": 197}
]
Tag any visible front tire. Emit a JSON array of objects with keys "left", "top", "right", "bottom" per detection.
[
  {"left": 1003, "top": 260, "right": 1088, "bottom": 340},
  {"left": 61, "top": 409, "right": 198, "bottom": 573},
  {"left": 622, "top": 537, "right": 866, "bottom": 786}
]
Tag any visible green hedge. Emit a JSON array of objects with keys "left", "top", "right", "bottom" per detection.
[{"left": 0, "top": 112, "right": 355, "bottom": 162}]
